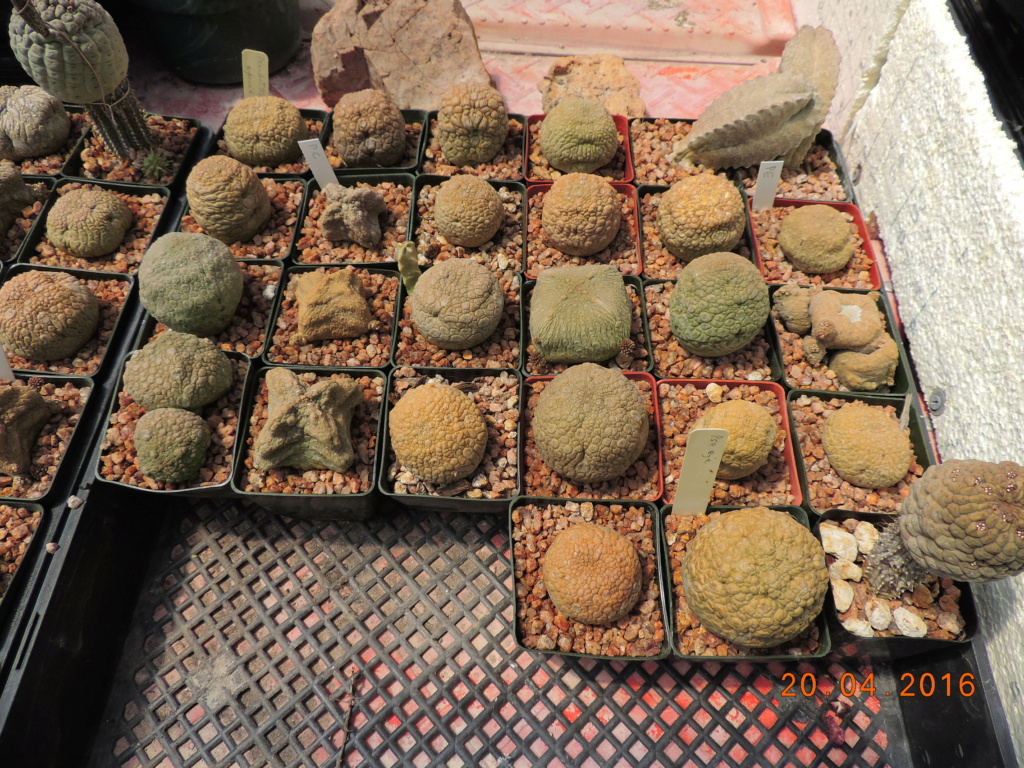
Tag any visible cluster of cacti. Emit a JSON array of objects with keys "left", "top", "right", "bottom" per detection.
[
  {"left": 0, "top": 384, "right": 52, "bottom": 476},
  {"left": 433, "top": 175, "right": 504, "bottom": 247},
  {"left": 9, "top": 0, "right": 152, "bottom": 157},
  {"left": 0, "top": 84, "right": 70, "bottom": 161},
  {"left": 539, "top": 97, "right": 618, "bottom": 174},
  {"left": 773, "top": 285, "right": 899, "bottom": 391},
  {"left": 46, "top": 187, "right": 132, "bottom": 258},
  {"left": 678, "top": 25, "right": 839, "bottom": 170},
  {"left": 331, "top": 88, "right": 406, "bottom": 168},
  {"left": 123, "top": 331, "right": 233, "bottom": 412},
  {"left": 186, "top": 156, "right": 272, "bottom": 244},
  {"left": 541, "top": 173, "right": 621, "bottom": 256},
  {"left": 657, "top": 174, "right": 745, "bottom": 263},
  {"left": 293, "top": 268, "right": 373, "bottom": 345},
  {"left": 223, "top": 96, "right": 308, "bottom": 166},
  {"left": 530, "top": 264, "right": 631, "bottom": 364},
  {"left": 410, "top": 258, "right": 503, "bottom": 350},
  {"left": 0, "top": 161, "right": 36, "bottom": 235},
  {"left": 777, "top": 204, "right": 854, "bottom": 273},
  {"left": 668, "top": 252, "right": 768, "bottom": 357},
  {"left": 388, "top": 380, "right": 487, "bottom": 485},
  {"left": 0, "top": 269, "right": 99, "bottom": 361},
  {"left": 138, "top": 232, "right": 244, "bottom": 337},
  {"left": 320, "top": 184, "right": 387, "bottom": 248},
  {"left": 252, "top": 367, "right": 364, "bottom": 473},
  {"left": 435, "top": 82, "right": 508, "bottom": 166}
]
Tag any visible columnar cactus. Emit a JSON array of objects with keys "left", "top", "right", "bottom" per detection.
[{"left": 9, "top": 0, "right": 153, "bottom": 157}]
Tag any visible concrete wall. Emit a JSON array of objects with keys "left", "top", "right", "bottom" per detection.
[{"left": 794, "top": 0, "right": 1024, "bottom": 760}]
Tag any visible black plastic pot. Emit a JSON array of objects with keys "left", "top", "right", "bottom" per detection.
[
  {"left": 421, "top": 112, "right": 528, "bottom": 181},
  {"left": 321, "top": 110, "right": 428, "bottom": 176},
  {"left": 211, "top": 108, "right": 330, "bottom": 178}
]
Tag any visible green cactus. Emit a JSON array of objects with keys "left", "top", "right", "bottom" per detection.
[
  {"left": 123, "top": 331, "right": 233, "bottom": 412},
  {"left": 134, "top": 407, "right": 212, "bottom": 483},
  {"left": 9, "top": 0, "right": 153, "bottom": 158}
]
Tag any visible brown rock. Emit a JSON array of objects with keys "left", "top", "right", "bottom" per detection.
[
  {"left": 311, "top": 0, "right": 491, "bottom": 110},
  {"left": 539, "top": 55, "right": 646, "bottom": 118}
]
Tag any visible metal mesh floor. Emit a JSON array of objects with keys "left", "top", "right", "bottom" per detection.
[{"left": 89, "top": 500, "right": 910, "bottom": 768}]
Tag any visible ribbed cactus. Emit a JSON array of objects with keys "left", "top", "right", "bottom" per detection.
[{"left": 9, "top": 0, "right": 153, "bottom": 158}]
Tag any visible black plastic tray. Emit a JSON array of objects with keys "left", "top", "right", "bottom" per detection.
[
  {"left": 379, "top": 366, "right": 522, "bottom": 514},
  {"left": 230, "top": 364, "right": 386, "bottom": 521},
  {"left": 769, "top": 283, "right": 915, "bottom": 396},
  {"left": 210, "top": 107, "right": 329, "bottom": 178},
  {"left": 509, "top": 496, "right": 672, "bottom": 661},
  {"left": 521, "top": 272, "right": 653, "bottom": 375},
  {"left": 321, "top": 109, "right": 427, "bottom": 176},
  {"left": 659, "top": 504, "right": 831, "bottom": 661},
  {"left": 421, "top": 111, "right": 527, "bottom": 180},
  {"left": 814, "top": 509, "right": 978, "bottom": 661}
]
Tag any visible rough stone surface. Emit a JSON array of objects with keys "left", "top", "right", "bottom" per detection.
[
  {"left": 831, "top": 578, "right": 855, "bottom": 613},
  {"left": 541, "top": 522, "right": 642, "bottom": 625},
  {"left": 854, "top": 520, "right": 880, "bottom": 553},
  {"left": 864, "top": 597, "right": 893, "bottom": 630},
  {"left": 252, "top": 367, "right": 363, "bottom": 473},
  {"left": 842, "top": 617, "right": 875, "bottom": 638},
  {"left": 829, "top": 558, "right": 862, "bottom": 582},
  {"left": 539, "top": 54, "right": 645, "bottom": 118},
  {"left": 293, "top": 268, "right": 373, "bottom": 345},
  {"left": 311, "top": 0, "right": 490, "bottom": 110},
  {"left": 0, "top": 270, "right": 99, "bottom": 361},
  {"left": 820, "top": 523, "right": 859, "bottom": 562}
]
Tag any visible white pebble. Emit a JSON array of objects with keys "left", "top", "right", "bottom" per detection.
[
  {"left": 820, "top": 524, "right": 859, "bottom": 561},
  {"left": 831, "top": 579, "right": 854, "bottom": 613},
  {"left": 842, "top": 617, "right": 875, "bottom": 638},
  {"left": 854, "top": 521, "right": 880, "bottom": 553},
  {"left": 892, "top": 607, "right": 928, "bottom": 637},
  {"left": 938, "top": 612, "right": 964, "bottom": 634},
  {"left": 747, "top": 372, "right": 764, "bottom": 381},
  {"left": 829, "top": 559, "right": 863, "bottom": 582},
  {"left": 864, "top": 598, "right": 892, "bottom": 630},
  {"left": 705, "top": 383, "right": 724, "bottom": 403}
]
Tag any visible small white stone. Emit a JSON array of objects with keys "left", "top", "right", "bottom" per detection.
[
  {"left": 938, "top": 612, "right": 965, "bottom": 634},
  {"left": 747, "top": 372, "right": 764, "bottom": 381},
  {"left": 705, "top": 383, "right": 724, "bottom": 403},
  {"left": 854, "top": 521, "right": 880, "bottom": 554},
  {"left": 831, "top": 579, "right": 855, "bottom": 613},
  {"left": 892, "top": 607, "right": 928, "bottom": 638},
  {"left": 820, "top": 525, "right": 859, "bottom": 561},
  {"left": 471, "top": 474, "right": 488, "bottom": 488},
  {"left": 829, "top": 559, "right": 863, "bottom": 582},
  {"left": 864, "top": 598, "right": 893, "bottom": 630},
  {"left": 842, "top": 617, "right": 875, "bottom": 638},
  {"left": 398, "top": 471, "right": 417, "bottom": 484}
]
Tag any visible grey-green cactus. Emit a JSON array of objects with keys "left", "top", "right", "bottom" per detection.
[
  {"left": 46, "top": 187, "right": 132, "bottom": 258},
  {"left": 539, "top": 97, "right": 618, "bottom": 174},
  {"left": 0, "top": 84, "right": 70, "bottom": 161},
  {"left": 530, "top": 264, "right": 631, "bottom": 364},
  {"left": 252, "top": 367, "right": 363, "bottom": 473},
  {"left": 410, "top": 258, "right": 503, "bottom": 350},
  {"left": 123, "top": 331, "right": 233, "bottom": 412},
  {"left": 0, "top": 269, "right": 99, "bottom": 360},
  {"left": 134, "top": 407, "right": 211, "bottom": 483},
  {"left": 138, "top": 232, "right": 244, "bottom": 336},
  {"left": 185, "top": 155, "right": 272, "bottom": 245},
  {"left": 9, "top": 0, "right": 153, "bottom": 157},
  {"left": 436, "top": 82, "right": 508, "bottom": 166},
  {"left": 778, "top": 25, "right": 841, "bottom": 168},
  {"left": 0, "top": 383, "right": 51, "bottom": 476}
]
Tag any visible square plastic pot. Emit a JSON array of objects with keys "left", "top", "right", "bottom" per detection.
[
  {"left": 628, "top": 117, "right": 712, "bottom": 187},
  {"left": 643, "top": 276, "right": 783, "bottom": 382},
  {"left": 510, "top": 496, "right": 671, "bottom": 661},
  {"left": 210, "top": 107, "right": 329, "bottom": 177},
  {"left": 262, "top": 263, "right": 399, "bottom": 370},
  {"left": 230, "top": 364, "right": 385, "bottom": 521},
  {"left": 659, "top": 504, "right": 831, "bottom": 661},
  {"left": 2, "top": 176, "right": 55, "bottom": 267},
  {"left": 657, "top": 378, "right": 802, "bottom": 508},
  {"left": 379, "top": 367, "right": 522, "bottom": 514},
  {"left": 748, "top": 197, "right": 882, "bottom": 290},
  {"left": 0, "top": 263, "right": 137, "bottom": 379},
  {"left": 521, "top": 273, "right": 653, "bottom": 376},
  {"left": 421, "top": 112, "right": 527, "bottom": 180},
  {"left": 815, "top": 509, "right": 977, "bottom": 661},
  {"left": 769, "top": 284, "right": 914, "bottom": 396},
  {"left": 525, "top": 113, "right": 634, "bottom": 183},
  {"left": 524, "top": 182, "right": 642, "bottom": 280},
  {"left": 521, "top": 370, "right": 663, "bottom": 502},
  {"left": 321, "top": 109, "right": 427, "bottom": 176},
  {"left": 736, "top": 128, "right": 858, "bottom": 205},
  {"left": 19, "top": 177, "right": 176, "bottom": 274},
  {"left": 295, "top": 172, "right": 416, "bottom": 266},
  {"left": 787, "top": 390, "right": 936, "bottom": 516}
]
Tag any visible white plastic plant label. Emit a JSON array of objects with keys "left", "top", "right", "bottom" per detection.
[
  {"left": 0, "top": 342, "right": 14, "bottom": 382},
  {"left": 299, "top": 139, "right": 337, "bottom": 191},
  {"left": 670, "top": 427, "right": 729, "bottom": 516},
  {"left": 752, "top": 160, "right": 784, "bottom": 211},
  {"left": 241, "top": 49, "right": 270, "bottom": 99},
  {"left": 899, "top": 392, "right": 914, "bottom": 431}
]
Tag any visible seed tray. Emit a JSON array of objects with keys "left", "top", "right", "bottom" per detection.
[
  {"left": 814, "top": 509, "right": 978, "bottom": 661},
  {"left": 769, "top": 284, "right": 914, "bottom": 396},
  {"left": 1, "top": 483, "right": 1012, "bottom": 767},
  {"left": 320, "top": 109, "right": 428, "bottom": 176},
  {"left": 210, "top": 108, "right": 329, "bottom": 178}
]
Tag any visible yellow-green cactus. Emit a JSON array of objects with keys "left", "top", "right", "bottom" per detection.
[
  {"left": 223, "top": 96, "right": 308, "bottom": 166},
  {"left": 436, "top": 82, "right": 509, "bottom": 167},
  {"left": 134, "top": 407, "right": 211, "bottom": 483},
  {"left": 539, "top": 97, "right": 618, "bottom": 174}
]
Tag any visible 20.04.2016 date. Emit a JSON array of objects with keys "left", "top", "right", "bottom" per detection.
[{"left": 781, "top": 672, "right": 976, "bottom": 697}]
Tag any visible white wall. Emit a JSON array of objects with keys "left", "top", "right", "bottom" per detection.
[{"left": 794, "top": 0, "right": 1024, "bottom": 760}]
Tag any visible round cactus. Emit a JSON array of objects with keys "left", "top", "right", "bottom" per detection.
[
  {"left": 435, "top": 82, "right": 508, "bottom": 167},
  {"left": 0, "top": 85, "right": 71, "bottom": 162},
  {"left": 0, "top": 269, "right": 99, "bottom": 361}
]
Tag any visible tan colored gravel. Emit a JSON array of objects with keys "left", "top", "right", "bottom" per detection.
[
  {"left": 739, "top": 143, "right": 848, "bottom": 201},
  {"left": 79, "top": 114, "right": 197, "bottom": 186},
  {"left": 0, "top": 503, "right": 42, "bottom": 600},
  {"left": 629, "top": 118, "right": 722, "bottom": 186}
]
